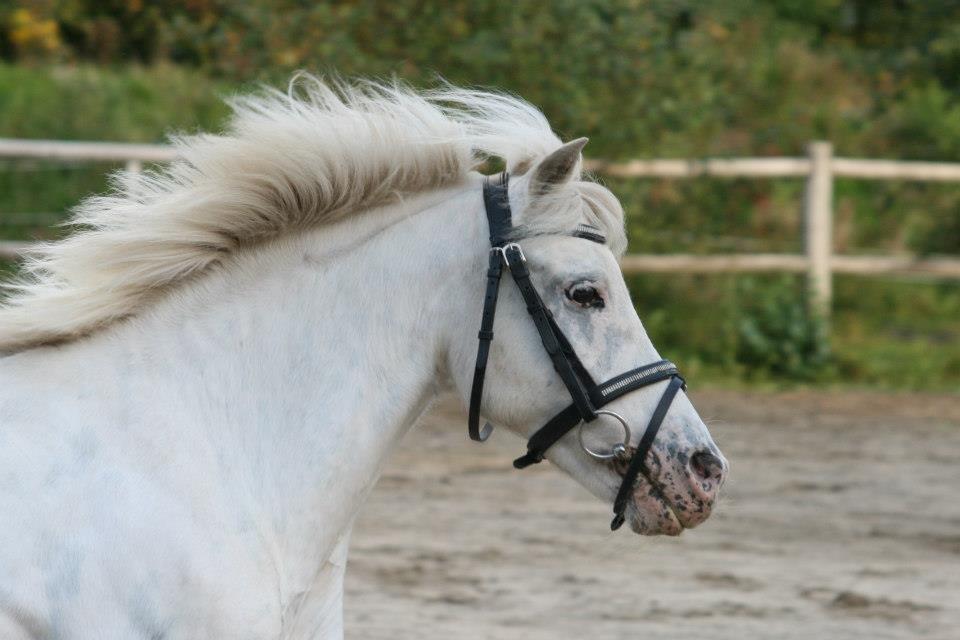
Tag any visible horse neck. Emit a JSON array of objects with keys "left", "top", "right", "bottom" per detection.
[{"left": 86, "top": 178, "right": 484, "bottom": 611}]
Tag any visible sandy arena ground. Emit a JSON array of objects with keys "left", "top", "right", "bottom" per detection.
[{"left": 345, "top": 390, "right": 960, "bottom": 639}]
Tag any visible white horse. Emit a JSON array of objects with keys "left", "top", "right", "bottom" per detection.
[{"left": 0, "top": 77, "right": 727, "bottom": 639}]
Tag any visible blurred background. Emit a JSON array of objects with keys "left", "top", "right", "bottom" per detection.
[
  {"left": 2, "top": 0, "right": 959, "bottom": 390},
  {"left": 1, "top": 2, "right": 958, "bottom": 639}
]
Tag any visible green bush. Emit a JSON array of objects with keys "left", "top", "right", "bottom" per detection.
[
  {"left": 628, "top": 271, "right": 960, "bottom": 390},
  {"left": 734, "top": 277, "right": 832, "bottom": 381}
]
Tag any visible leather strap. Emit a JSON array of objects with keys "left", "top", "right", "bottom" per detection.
[
  {"left": 591, "top": 360, "right": 683, "bottom": 406},
  {"left": 503, "top": 245, "right": 597, "bottom": 423},
  {"left": 549, "top": 313, "right": 596, "bottom": 389},
  {"left": 468, "top": 250, "right": 504, "bottom": 441},
  {"left": 468, "top": 174, "right": 512, "bottom": 441},
  {"left": 610, "top": 375, "right": 684, "bottom": 530},
  {"left": 513, "top": 403, "right": 582, "bottom": 468},
  {"left": 483, "top": 172, "right": 512, "bottom": 247},
  {"left": 513, "top": 360, "right": 682, "bottom": 469},
  {"left": 572, "top": 224, "right": 606, "bottom": 244}
]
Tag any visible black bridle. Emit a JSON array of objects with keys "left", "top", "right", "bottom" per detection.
[{"left": 468, "top": 173, "right": 686, "bottom": 531}]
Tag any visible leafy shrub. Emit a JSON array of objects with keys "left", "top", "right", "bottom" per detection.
[{"left": 734, "top": 277, "right": 832, "bottom": 380}]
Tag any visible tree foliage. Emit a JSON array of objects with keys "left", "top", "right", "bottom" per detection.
[
  {"left": 4, "top": 1, "right": 960, "bottom": 160},
  {"left": 1, "top": 1, "right": 959, "bottom": 387}
]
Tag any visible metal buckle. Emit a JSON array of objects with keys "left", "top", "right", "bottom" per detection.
[
  {"left": 577, "top": 410, "right": 632, "bottom": 460},
  {"left": 491, "top": 243, "right": 526, "bottom": 268},
  {"left": 503, "top": 242, "right": 526, "bottom": 262}
]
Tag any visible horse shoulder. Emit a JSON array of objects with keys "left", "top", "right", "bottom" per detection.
[{"left": 0, "top": 352, "right": 285, "bottom": 639}]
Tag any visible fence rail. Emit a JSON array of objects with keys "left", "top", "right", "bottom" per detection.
[
  {"left": 2, "top": 138, "right": 960, "bottom": 317},
  {"left": 582, "top": 155, "right": 960, "bottom": 181},
  {"left": 0, "top": 240, "right": 31, "bottom": 261},
  {"left": 0, "top": 138, "right": 176, "bottom": 163},
  {"left": 618, "top": 253, "right": 960, "bottom": 276}
]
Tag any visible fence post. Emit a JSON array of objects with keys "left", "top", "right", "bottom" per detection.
[{"left": 804, "top": 141, "right": 834, "bottom": 318}]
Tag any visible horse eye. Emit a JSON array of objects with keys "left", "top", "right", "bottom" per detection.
[{"left": 565, "top": 284, "right": 605, "bottom": 309}]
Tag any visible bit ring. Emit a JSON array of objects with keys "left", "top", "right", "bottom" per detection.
[{"left": 578, "top": 410, "right": 631, "bottom": 460}]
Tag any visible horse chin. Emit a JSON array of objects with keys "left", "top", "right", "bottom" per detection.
[{"left": 627, "top": 492, "right": 685, "bottom": 536}]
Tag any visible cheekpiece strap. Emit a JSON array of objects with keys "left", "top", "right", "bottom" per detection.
[{"left": 503, "top": 246, "right": 597, "bottom": 424}]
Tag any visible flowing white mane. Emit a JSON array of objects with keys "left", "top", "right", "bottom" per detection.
[{"left": 0, "top": 75, "right": 624, "bottom": 353}]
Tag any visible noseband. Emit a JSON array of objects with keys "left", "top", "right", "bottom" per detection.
[{"left": 468, "top": 173, "right": 686, "bottom": 531}]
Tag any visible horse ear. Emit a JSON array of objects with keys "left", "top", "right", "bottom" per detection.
[{"left": 529, "top": 137, "right": 588, "bottom": 195}]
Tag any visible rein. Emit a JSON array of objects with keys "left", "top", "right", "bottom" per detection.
[{"left": 468, "top": 173, "right": 686, "bottom": 531}]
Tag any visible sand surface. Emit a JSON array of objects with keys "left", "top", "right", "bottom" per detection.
[{"left": 346, "top": 390, "right": 960, "bottom": 639}]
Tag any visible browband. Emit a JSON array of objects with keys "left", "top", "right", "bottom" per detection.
[{"left": 468, "top": 173, "right": 687, "bottom": 531}]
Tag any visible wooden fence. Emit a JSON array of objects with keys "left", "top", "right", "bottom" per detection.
[
  {"left": 584, "top": 141, "right": 960, "bottom": 314},
  {"left": 2, "top": 138, "right": 960, "bottom": 317}
]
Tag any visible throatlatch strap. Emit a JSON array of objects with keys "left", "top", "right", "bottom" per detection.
[
  {"left": 468, "top": 251, "right": 504, "bottom": 441},
  {"left": 610, "top": 375, "right": 684, "bottom": 531},
  {"left": 468, "top": 174, "right": 513, "bottom": 442}
]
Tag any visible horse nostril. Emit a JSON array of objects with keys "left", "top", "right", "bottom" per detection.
[{"left": 690, "top": 450, "right": 724, "bottom": 482}]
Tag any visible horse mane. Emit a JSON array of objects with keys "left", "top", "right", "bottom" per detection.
[{"left": 0, "top": 75, "right": 624, "bottom": 353}]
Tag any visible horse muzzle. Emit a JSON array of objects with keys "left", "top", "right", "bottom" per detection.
[{"left": 613, "top": 439, "right": 728, "bottom": 535}]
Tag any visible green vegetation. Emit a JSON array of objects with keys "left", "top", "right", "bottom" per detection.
[
  {"left": 1, "top": 1, "right": 958, "bottom": 389},
  {"left": 0, "top": 62, "right": 230, "bottom": 240},
  {"left": 631, "top": 272, "right": 960, "bottom": 391}
]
